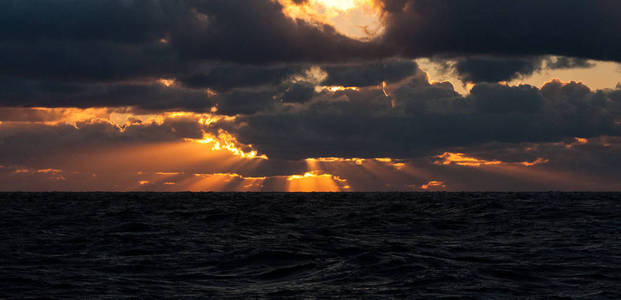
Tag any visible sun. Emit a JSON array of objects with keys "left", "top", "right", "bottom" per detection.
[
  {"left": 313, "top": 0, "right": 358, "bottom": 11},
  {"left": 277, "top": 0, "right": 383, "bottom": 40}
]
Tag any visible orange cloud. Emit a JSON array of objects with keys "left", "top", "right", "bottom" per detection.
[
  {"left": 420, "top": 181, "right": 446, "bottom": 190},
  {"left": 564, "top": 137, "right": 589, "bottom": 149},
  {"left": 12, "top": 168, "right": 66, "bottom": 181},
  {"left": 520, "top": 158, "right": 550, "bottom": 167},
  {"left": 156, "top": 172, "right": 184, "bottom": 176},
  {"left": 188, "top": 129, "right": 268, "bottom": 160},
  {"left": 436, "top": 152, "right": 550, "bottom": 168},
  {"left": 575, "top": 137, "right": 588, "bottom": 144},
  {"left": 435, "top": 152, "right": 502, "bottom": 167},
  {"left": 307, "top": 157, "right": 365, "bottom": 165},
  {"left": 37, "top": 169, "right": 63, "bottom": 174}
]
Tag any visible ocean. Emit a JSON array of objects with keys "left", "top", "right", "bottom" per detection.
[{"left": 1, "top": 192, "right": 620, "bottom": 298}]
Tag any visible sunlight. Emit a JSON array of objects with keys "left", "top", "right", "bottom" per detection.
[
  {"left": 435, "top": 152, "right": 550, "bottom": 168},
  {"left": 314, "top": 0, "right": 358, "bottom": 11},
  {"left": 435, "top": 152, "right": 503, "bottom": 167},
  {"left": 185, "top": 173, "right": 266, "bottom": 192},
  {"left": 316, "top": 86, "right": 361, "bottom": 93},
  {"left": 286, "top": 171, "right": 350, "bottom": 192},
  {"left": 158, "top": 78, "right": 176, "bottom": 87},
  {"left": 188, "top": 129, "right": 268, "bottom": 160},
  {"left": 277, "top": 0, "right": 383, "bottom": 40}
]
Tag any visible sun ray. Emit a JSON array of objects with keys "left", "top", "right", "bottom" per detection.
[{"left": 286, "top": 171, "right": 349, "bottom": 192}]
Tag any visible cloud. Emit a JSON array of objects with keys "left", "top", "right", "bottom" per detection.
[
  {"left": 322, "top": 59, "right": 417, "bottom": 87},
  {"left": 1, "top": 0, "right": 619, "bottom": 112},
  {"left": 0, "top": 77, "right": 213, "bottom": 111},
  {"left": 178, "top": 64, "right": 304, "bottom": 91},
  {"left": 468, "top": 83, "right": 544, "bottom": 114},
  {"left": 380, "top": 0, "right": 621, "bottom": 62},
  {"left": 222, "top": 76, "right": 620, "bottom": 160},
  {"left": 442, "top": 56, "right": 598, "bottom": 84},
  {"left": 545, "top": 57, "right": 596, "bottom": 69},
  {"left": 0, "top": 117, "right": 205, "bottom": 163},
  {"left": 1, "top": 0, "right": 620, "bottom": 191},
  {"left": 453, "top": 57, "right": 544, "bottom": 83},
  {"left": 1, "top": 67, "right": 619, "bottom": 164}
]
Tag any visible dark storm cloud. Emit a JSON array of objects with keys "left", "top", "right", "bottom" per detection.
[
  {"left": 212, "top": 90, "right": 279, "bottom": 116},
  {"left": 6, "top": 0, "right": 618, "bottom": 66},
  {"left": 545, "top": 57, "right": 596, "bottom": 69},
  {"left": 322, "top": 59, "right": 417, "bottom": 87},
  {"left": 379, "top": 0, "right": 621, "bottom": 62},
  {"left": 220, "top": 76, "right": 621, "bottom": 160},
  {"left": 453, "top": 57, "right": 544, "bottom": 84},
  {"left": 450, "top": 56, "right": 597, "bottom": 84},
  {"left": 170, "top": 0, "right": 383, "bottom": 63},
  {"left": 178, "top": 64, "right": 304, "bottom": 91},
  {"left": 280, "top": 83, "right": 316, "bottom": 104},
  {"left": 0, "top": 58, "right": 423, "bottom": 112},
  {"left": 1, "top": 0, "right": 619, "bottom": 111},
  {"left": 0, "top": 0, "right": 183, "bottom": 42},
  {"left": 0, "top": 77, "right": 213, "bottom": 111},
  {"left": 0, "top": 39, "right": 182, "bottom": 83},
  {"left": 1, "top": 0, "right": 620, "bottom": 191},
  {"left": 0, "top": 0, "right": 379, "bottom": 85},
  {"left": 469, "top": 84, "right": 544, "bottom": 114}
]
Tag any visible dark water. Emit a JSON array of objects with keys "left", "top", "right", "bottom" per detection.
[{"left": 1, "top": 192, "right": 620, "bottom": 299}]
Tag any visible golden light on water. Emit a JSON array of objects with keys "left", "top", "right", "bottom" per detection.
[{"left": 277, "top": 0, "right": 383, "bottom": 40}]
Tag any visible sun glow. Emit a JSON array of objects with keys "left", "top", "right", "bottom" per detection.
[
  {"left": 188, "top": 173, "right": 267, "bottom": 191},
  {"left": 277, "top": 0, "right": 383, "bottom": 40},
  {"left": 305, "top": 157, "right": 409, "bottom": 171},
  {"left": 287, "top": 171, "right": 350, "bottom": 192}
]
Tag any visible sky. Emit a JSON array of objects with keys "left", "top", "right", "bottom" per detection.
[{"left": 1, "top": 0, "right": 620, "bottom": 192}]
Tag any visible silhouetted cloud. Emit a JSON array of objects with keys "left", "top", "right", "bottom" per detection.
[
  {"left": 223, "top": 77, "right": 620, "bottom": 160},
  {"left": 380, "top": 0, "right": 621, "bottom": 62},
  {"left": 1, "top": 0, "right": 619, "bottom": 110},
  {"left": 453, "top": 57, "right": 544, "bottom": 83}
]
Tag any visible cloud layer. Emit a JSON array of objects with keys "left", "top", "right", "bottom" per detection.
[{"left": 1, "top": 0, "right": 620, "bottom": 190}]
